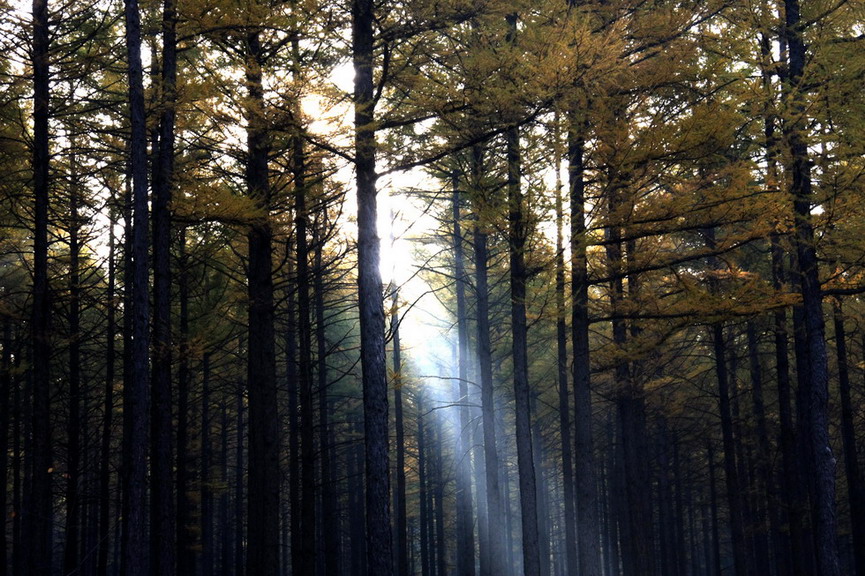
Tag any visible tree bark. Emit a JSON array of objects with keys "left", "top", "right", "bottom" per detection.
[
  {"left": 244, "top": 30, "right": 281, "bottom": 576},
  {"left": 470, "top": 144, "right": 507, "bottom": 576},
  {"left": 452, "top": 175, "right": 476, "bottom": 576},
  {"left": 833, "top": 302, "right": 865, "bottom": 576},
  {"left": 28, "top": 1, "right": 53, "bottom": 573},
  {"left": 150, "top": 0, "right": 177, "bottom": 573},
  {"left": 506, "top": 111, "right": 541, "bottom": 576},
  {"left": 352, "top": 1, "right": 393, "bottom": 572},
  {"left": 783, "top": 2, "right": 840, "bottom": 573},
  {"left": 293, "top": 117, "right": 317, "bottom": 576},
  {"left": 391, "top": 284, "right": 410, "bottom": 575},
  {"left": 567, "top": 122, "right": 602, "bottom": 576},
  {"left": 64, "top": 166, "right": 82, "bottom": 576},
  {"left": 554, "top": 114, "right": 578, "bottom": 576},
  {"left": 122, "top": 0, "right": 151, "bottom": 572}
]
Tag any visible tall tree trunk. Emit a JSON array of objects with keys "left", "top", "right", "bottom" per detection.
[
  {"left": 783, "top": 2, "right": 840, "bottom": 573},
  {"left": 452, "top": 174, "right": 475, "bottom": 576},
  {"left": 234, "top": 384, "right": 245, "bottom": 576},
  {"left": 746, "top": 320, "right": 777, "bottom": 576},
  {"left": 554, "top": 117, "right": 578, "bottom": 576},
  {"left": 352, "top": 0, "right": 393, "bottom": 571},
  {"left": 293, "top": 119, "right": 317, "bottom": 576},
  {"left": 28, "top": 1, "right": 53, "bottom": 573},
  {"left": 471, "top": 144, "right": 507, "bottom": 576},
  {"left": 0, "top": 318, "right": 10, "bottom": 576},
  {"left": 567, "top": 122, "right": 602, "bottom": 576},
  {"left": 285, "top": 253, "right": 301, "bottom": 576},
  {"left": 122, "top": 0, "right": 151, "bottom": 572},
  {"left": 704, "top": 226, "right": 749, "bottom": 576},
  {"left": 433, "top": 415, "right": 447, "bottom": 576},
  {"left": 244, "top": 30, "right": 280, "bottom": 576},
  {"left": 391, "top": 283, "right": 410, "bottom": 575},
  {"left": 315, "top": 213, "right": 340, "bottom": 576},
  {"left": 711, "top": 321, "right": 749, "bottom": 576},
  {"left": 64, "top": 167, "right": 82, "bottom": 576},
  {"left": 708, "top": 443, "right": 722, "bottom": 576},
  {"left": 176, "top": 229, "right": 196, "bottom": 575},
  {"left": 833, "top": 302, "right": 865, "bottom": 576},
  {"left": 505, "top": 105, "right": 541, "bottom": 576},
  {"left": 202, "top": 353, "right": 214, "bottom": 576},
  {"left": 418, "top": 401, "right": 431, "bottom": 576},
  {"left": 12, "top": 328, "right": 22, "bottom": 576},
  {"left": 770, "top": 232, "right": 811, "bottom": 576},
  {"left": 150, "top": 1, "right": 177, "bottom": 573},
  {"left": 97, "top": 207, "right": 117, "bottom": 576}
]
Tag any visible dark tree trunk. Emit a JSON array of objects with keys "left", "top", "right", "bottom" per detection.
[
  {"left": 554, "top": 124, "right": 578, "bottom": 576},
  {"left": 176, "top": 230, "right": 196, "bottom": 576},
  {"left": 711, "top": 321, "right": 749, "bottom": 576},
  {"left": 293, "top": 119, "right": 317, "bottom": 576},
  {"left": 244, "top": 30, "right": 281, "bottom": 576},
  {"left": 433, "top": 415, "right": 447, "bottom": 576},
  {"left": 0, "top": 319, "right": 10, "bottom": 576},
  {"left": 783, "top": 2, "right": 840, "bottom": 573},
  {"left": 567, "top": 124, "right": 602, "bottom": 576},
  {"left": 770, "top": 233, "right": 810, "bottom": 576},
  {"left": 28, "top": 1, "right": 53, "bottom": 574},
  {"left": 315, "top": 214, "right": 340, "bottom": 576},
  {"left": 704, "top": 226, "right": 748, "bottom": 576},
  {"left": 348, "top": 431, "right": 367, "bottom": 576},
  {"left": 418, "top": 397, "right": 431, "bottom": 576},
  {"left": 12, "top": 329, "right": 22, "bottom": 576},
  {"left": 391, "top": 284, "right": 409, "bottom": 576},
  {"left": 746, "top": 320, "right": 777, "bottom": 576},
  {"left": 451, "top": 175, "right": 475, "bottom": 576},
  {"left": 150, "top": 1, "right": 177, "bottom": 573},
  {"left": 833, "top": 302, "right": 865, "bottom": 576},
  {"left": 234, "top": 385, "right": 245, "bottom": 576},
  {"left": 122, "top": 0, "right": 151, "bottom": 572},
  {"left": 470, "top": 145, "right": 507, "bottom": 576},
  {"left": 202, "top": 354, "right": 214, "bottom": 576},
  {"left": 285, "top": 253, "right": 301, "bottom": 576},
  {"left": 220, "top": 400, "right": 231, "bottom": 576},
  {"left": 97, "top": 207, "right": 117, "bottom": 576},
  {"left": 505, "top": 108, "right": 541, "bottom": 576},
  {"left": 64, "top": 171, "right": 82, "bottom": 576},
  {"left": 708, "top": 443, "right": 722, "bottom": 576},
  {"left": 352, "top": 0, "right": 394, "bottom": 572}
]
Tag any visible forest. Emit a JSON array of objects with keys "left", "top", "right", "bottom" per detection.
[{"left": 0, "top": 0, "right": 864, "bottom": 575}]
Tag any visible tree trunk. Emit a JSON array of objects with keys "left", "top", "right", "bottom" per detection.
[
  {"left": 202, "top": 353, "right": 214, "bottom": 576},
  {"left": 176, "top": 229, "right": 196, "bottom": 576},
  {"left": 391, "top": 283, "right": 410, "bottom": 576},
  {"left": 293, "top": 118, "right": 317, "bottom": 576},
  {"left": 64, "top": 167, "right": 82, "bottom": 576},
  {"left": 234, "top": 384, "right": 246, "bottom": 576},
  {"left": 505, "top": 107, "right": 541, "bottom": 576},
  {"left": 352, "top": 0, "right": 394, "bottom": 571},
  {"left": 315, "top": 212, "right": 340, "bottom": 576},
  {"left": 567, "top": 123, "right": 602, "bottom": 576},
  {"left": 746, "top": 320, "right": 777, "bottom": 576},
  {"left": 833, "top": 302, "right": 865, "bottom": 576},
  {"left": 150, "top": 1, "right": 177, "bottom": 573},
  {"left": 783, "top": 2, "right": 840, "bottom": 573},
  {"left": 452, "top": 175, "right": 476, "bottom": 576},
  {"left": 554, "top": 118, "right": 578, "bottom": 576},
  {"left": 470, "top": 144, "right": 507, "bottom": 576},
  {"left": 0, "top": 318, "right": 10, "bottom": 576},
  {"left": 711, "top": 321, "right": 749, "bottom": 576},
  {"left": 28, "top": 1, "right": 53, "bottom": 573},
  {"left": 244, "top": 30, "right": 281, "bottom": 576},
  {"left": 122, "top": 0, "right": 151, "bottom": 572},
  {"left": 770, "top": 233, "right": 811, "bottom": 576}
]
